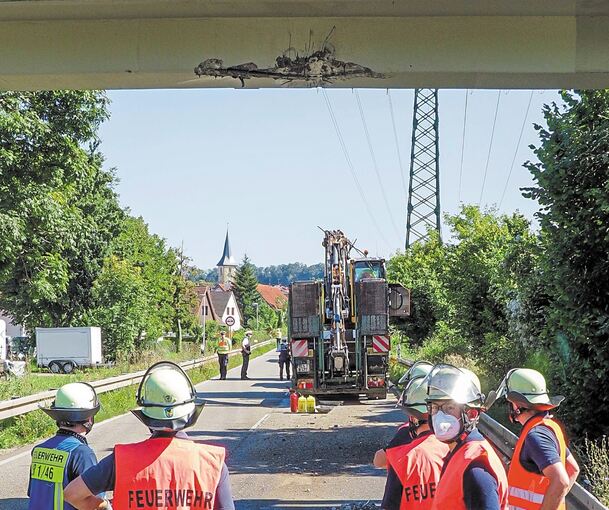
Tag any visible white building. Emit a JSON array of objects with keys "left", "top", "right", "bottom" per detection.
[{"left": 209, "top": 290, "right": 242, "bottom": 331}]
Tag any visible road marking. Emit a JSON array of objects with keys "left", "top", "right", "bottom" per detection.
[
  {"left": 0, "top": 408, "right": 133, "bottom": 467},
  {"left": 0, "top": 449, "right": 30, "bottom": 467},
  {"left": 250, "top": 413, "right": 270, "bottom": 431}
]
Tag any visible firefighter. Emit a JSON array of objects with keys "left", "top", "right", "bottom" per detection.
[
  {"left": 28, "top": 382, "right": 106, "bottom": 510},
  {"left": 374, "top": 361, "right": 434, "bottom": 469},
  {"left": 382, "top": 375, "right": 450, "bottom": 510},
  {"left": 64, "top": 361, "right": 234, "bottom": 510},
  {"left": 216, "top": 330, "right": 231, "bottom": 380},
  {"left": 426, "top": 364, "right": 508, "bottom": 510},
  {"left": 494, "top": 368, "right": 580, "bottom": 510}
]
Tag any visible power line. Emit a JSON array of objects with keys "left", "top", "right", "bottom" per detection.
[
  {"left": 321, "top": 88, "right": 392, "bottom": 249},
  {"left": 387, "top": 90, "right": 409, "bottom": 205},
  {"left": 458, "top": 89, "right": 469, "bottom": 202},
  {"left": 354, "top": 90, "right": 402, "bottom": 241},
  {"left": 478, "top": 90, "right": 502, "bottom": 206},
  {"left": 499, "top": 90, "right": 534, "bottom": 208}
]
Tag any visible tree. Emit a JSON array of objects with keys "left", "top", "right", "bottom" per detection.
[
  {"left": 0, "top": 91, "right": 123, "bottom": 330},
  {"left": 233, "top": 255, "right": 260, "bottom": 325},
  {"left": 523, "top": 90, "right": 609, "bottom": 438}
]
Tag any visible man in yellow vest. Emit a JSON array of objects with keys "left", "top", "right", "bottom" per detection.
[
  {"left": 64, "top": 361, "right": 234, "bottom": 510},
  {"left": 493, "top": 368, "right": 580, "bottom": 510},
  {"left": 216, "top": 331, "right": 232, "bottom": 380}
]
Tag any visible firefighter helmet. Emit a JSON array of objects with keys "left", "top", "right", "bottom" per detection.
[
  {"left": 132, "top": 361, "right": 204, "bottom": 431},
  {"left": 40, "top": 382, "right": 100, "bottom": 425}
]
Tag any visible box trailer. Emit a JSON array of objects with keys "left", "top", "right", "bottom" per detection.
[{"left": 36, "top": 327, "right": 103, "bottom": 373}]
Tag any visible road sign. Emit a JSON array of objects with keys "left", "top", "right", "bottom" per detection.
[{"left": 225, "top": 316, "right": 235, "bottom": 327}]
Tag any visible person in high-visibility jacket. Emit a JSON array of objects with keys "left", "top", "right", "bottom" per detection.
[
  {"left": 374, "top": 361, "right": 434, "bottom": 470},
  {"left": 64, "top": 361, "right": 234, "bottom": 510},
  {"left": 492, "top": 368, "right": 580, "bottom": 510},
  {"left": 28, "top": 382, "right": 107, "bottom": 510},
  {"left": 382, "top": 374, "right": 449, "bottom": 510},
  {"left": 425, "top": 364, "right": 508, "bottom": 510},
  {"left": 216, "top": 331, "right": 232, "bottom": 380}
]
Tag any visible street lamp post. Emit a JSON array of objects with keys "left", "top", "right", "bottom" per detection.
[
  {"left": 202, "top": 304, "right": 207, "bottom": 355},
  {"left": 253, "top": 302, "right": 259, "bottom": 330}
]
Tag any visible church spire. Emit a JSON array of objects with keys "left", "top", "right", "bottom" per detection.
[{"left": 217, "top": 229, "right": 236, "bottom": 267}]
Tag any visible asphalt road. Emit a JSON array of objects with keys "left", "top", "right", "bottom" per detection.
[{"left": 0, "top": 351, "right": 405, "bottom": 509}]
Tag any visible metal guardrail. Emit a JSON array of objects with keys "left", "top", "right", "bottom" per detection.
[
  {"left": 0, "top": 339, "right": 274, "bottom": 422},
  {"left": 395, "top": 356, "right": 608, "bottom": 510}
]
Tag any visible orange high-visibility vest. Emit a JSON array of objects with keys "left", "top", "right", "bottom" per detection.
[
  {"left": 432, "top": 435, "right": 508, "bottom": 510},
  {"left": 217, "top": 337, "right": 231, "bottom": 354},
  {"left": 508, "top": 416, "right": 567, "bottom": 510},
  {"left": 113, "top": 437, "right": 225, "bottom": 509},
  {"left": 386, "top": 432, "right": 450, "bottom": 510}
]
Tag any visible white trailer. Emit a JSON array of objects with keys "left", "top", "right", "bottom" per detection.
[{"left": 36, "top": 327, "right": 102, "bottom": 373}]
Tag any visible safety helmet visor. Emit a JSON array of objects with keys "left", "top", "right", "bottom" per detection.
[
  {"left": 398, "top": 360, "right": 433, "bottom": 386},
  {"left": 425, "top": 364, "right": 483, "bottom": 406},
  {"left": 402, "top": 376, "right": 429, "bottom": 420}
]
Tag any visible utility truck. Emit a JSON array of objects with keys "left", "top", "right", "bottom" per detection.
[
  {"left": 288, "top": 229, "right": 410, "bottom": 399},
  {"left": 36, "top": 327, "right": 103, "bottom": 373}
]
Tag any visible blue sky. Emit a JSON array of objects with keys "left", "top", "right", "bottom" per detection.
[{"left": 98, "top": 88, "right": 560, "bottom": 269}]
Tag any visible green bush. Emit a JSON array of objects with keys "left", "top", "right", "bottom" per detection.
[{"left": 573, "top": 436, "right": 609, "bottom": 506}]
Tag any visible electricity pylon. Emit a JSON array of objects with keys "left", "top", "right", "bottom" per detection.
[{"left": 406, "top": 89, "right": 441, "bottom": 249}]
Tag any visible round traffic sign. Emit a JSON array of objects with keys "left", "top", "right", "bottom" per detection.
[{"left": 225, "top": 316, "right": 235, "bottom": 327}]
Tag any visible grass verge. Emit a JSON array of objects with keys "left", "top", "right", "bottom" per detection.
[{"left": 0, "top": 341, "right": 275, "bottom": 451}]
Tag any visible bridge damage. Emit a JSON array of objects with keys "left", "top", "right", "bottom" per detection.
[{"left": 194, "top": 33, "right": 383, "bottom": 87}]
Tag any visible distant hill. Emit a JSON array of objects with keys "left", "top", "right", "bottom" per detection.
[{"left": 187, "top": 263, "right": 324, "bottom": 285}]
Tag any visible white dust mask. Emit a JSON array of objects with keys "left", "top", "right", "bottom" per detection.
[{"left": 432, "top": 410, "right": 462, "bottom": 442}]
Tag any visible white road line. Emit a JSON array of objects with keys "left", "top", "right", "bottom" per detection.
[
  {"left": 250, "top": 413, "right": 270, "bottom": 431},
  {"left": 0, "top": 449, "right": 30, "bottom": 467}
]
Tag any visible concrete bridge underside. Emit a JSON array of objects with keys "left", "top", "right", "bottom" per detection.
[{"left": 3, "top": 1, "right": 609, "bottom": 90}]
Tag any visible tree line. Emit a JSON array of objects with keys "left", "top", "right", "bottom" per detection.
[
  {"left": 189, "top": 262, "right": 324, "bottom": 285},
  {"left": 0, "top": 91, "right": 199, "bottom": 360}
]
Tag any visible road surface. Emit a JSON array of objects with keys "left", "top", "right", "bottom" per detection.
[{"left": 0, "top": 351, "right": 405, "bottom": 509}]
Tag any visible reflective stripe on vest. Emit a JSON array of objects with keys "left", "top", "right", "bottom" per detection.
[
  {"left": 431, "top": 436, "right": 509, "bottom": 510},
  {"left": 386, "top": 432, "right": 449, "bottom": 510},
  {"left": 217, "top": 338, "right": 231, "bottom": 354},
  {"left": 507, "top": 416, "right": 567, "bottom": 510},
  {"left": 114, "top": 437, "right": 225, "bottom": 509}
]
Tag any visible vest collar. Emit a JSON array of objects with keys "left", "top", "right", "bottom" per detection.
[{"left": 57, "top": 428, "right": 88, "bottom": 445}]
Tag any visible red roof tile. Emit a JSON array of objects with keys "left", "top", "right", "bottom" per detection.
[{"left": 257, "top": 284, "right": 288, "bottom": 310}]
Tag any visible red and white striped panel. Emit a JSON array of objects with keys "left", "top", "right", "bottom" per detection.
[
  {"left": 372, "top": 335, "right": 390, "bottom": 353},
  {"left": 291, "top": 339, "right": 309, "bottom": 357}
]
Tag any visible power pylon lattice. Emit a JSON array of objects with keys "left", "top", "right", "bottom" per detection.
[{"left": 406, "top": 89, "right": 440, "bottom": 249}]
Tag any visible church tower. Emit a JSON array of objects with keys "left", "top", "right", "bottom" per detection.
[{"left": 217, "top": 229, "right": 237, "bottom": 285}]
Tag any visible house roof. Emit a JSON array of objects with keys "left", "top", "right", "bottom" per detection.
[
  {"left": 192, "top": 285, "right": 218, "bottom": 321},
  {"left": 257, "top": 284, "right": 288, "bottom": 310},
  {"left": 209, "top": 291, "right": 232, "bottom": 317},
  {"left": 217, "top": 230, "right": 237, "bottom": 267}
]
